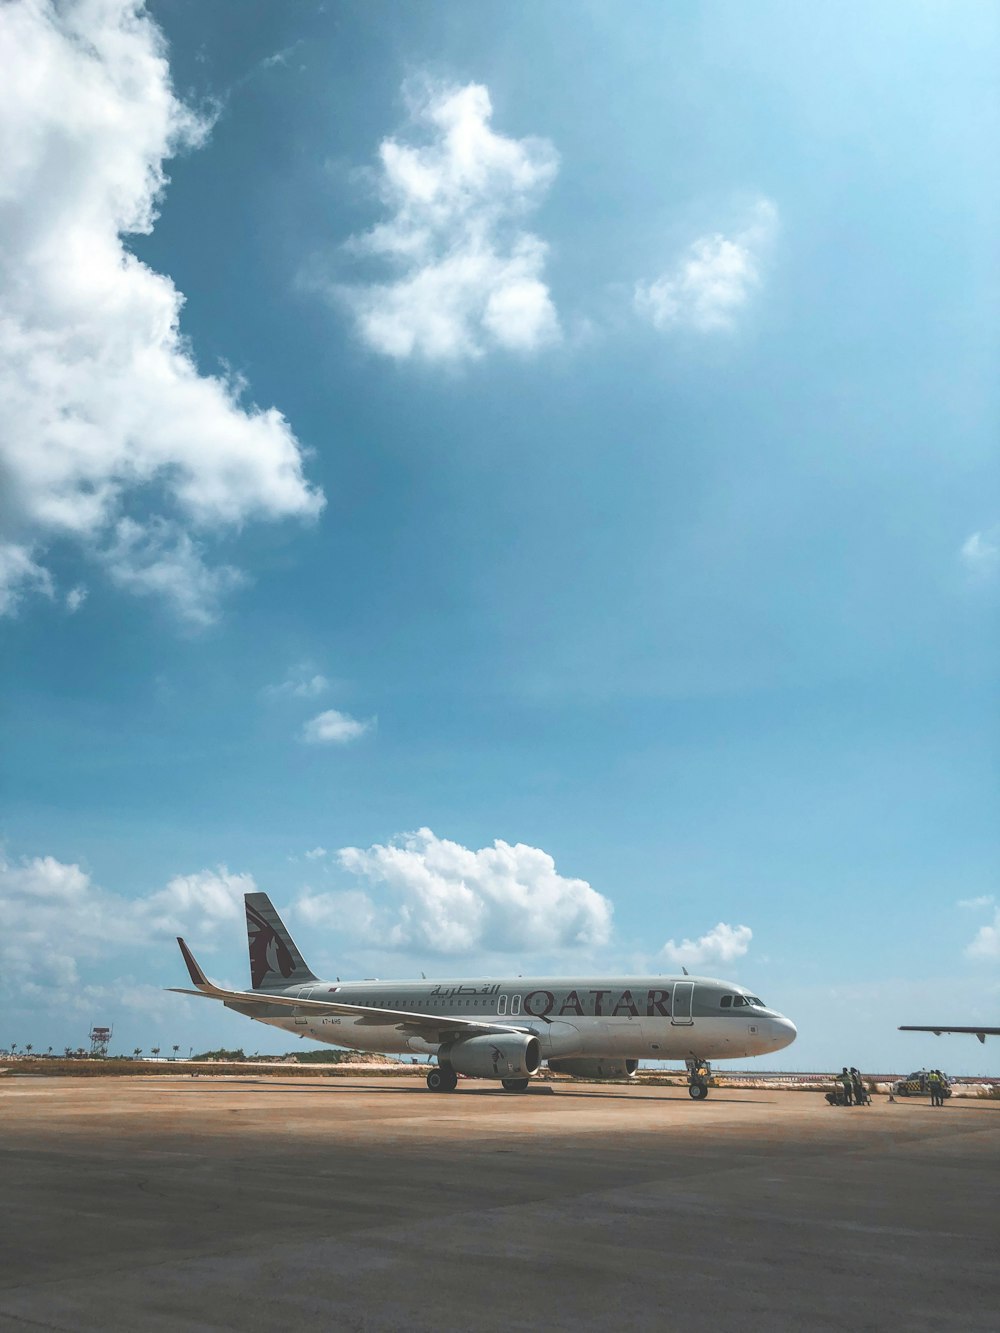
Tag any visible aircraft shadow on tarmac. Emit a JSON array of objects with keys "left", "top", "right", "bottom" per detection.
[{"left": 165, "top": 1078, "right": 769, "bottom": 1104}]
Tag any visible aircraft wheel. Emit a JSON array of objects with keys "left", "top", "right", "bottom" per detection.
[
  {"left": 427, "top": 1067, "right": 458, "bottom": 1093},
  {"left": 501, "top": 1078, "right": 530, "bottom": 1092},
  {"left": 688, "top": 1082, "right": 709, "bottom": 1100}
]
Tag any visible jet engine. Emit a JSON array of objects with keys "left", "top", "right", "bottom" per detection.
[
  {"left": 448, "top": 1033, "right": 541, "bottom": 1080},
  {"left": 548, "top": 1057, "right": 639, "bottom": 1080}
]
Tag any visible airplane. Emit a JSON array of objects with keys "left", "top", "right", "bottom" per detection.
[
  {"left": 170, "top": 891, "right": 797, "bottom": 1098},
  {"left": 899, "top": 1025, "right": 1000, "bottom": 1046}
]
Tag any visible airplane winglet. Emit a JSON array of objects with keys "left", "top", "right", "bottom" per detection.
[{"left": 177, "top": 937, "right": 211, "bottom": 990}]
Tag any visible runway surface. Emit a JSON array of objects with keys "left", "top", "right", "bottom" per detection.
[{"left": 1, "top": 1075, "right": 997, "bottom": 1332}]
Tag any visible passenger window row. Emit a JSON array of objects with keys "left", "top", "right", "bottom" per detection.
[{"left": 354, "top": 998, "right": 497, "bottom": 1009}]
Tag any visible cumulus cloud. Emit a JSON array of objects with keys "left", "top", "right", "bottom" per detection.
[
  {"left": 959, "top": 529, "right": 1000, "bottom": 579},
  {"left": 298, "top": 887, "right": 383, "bottom": 942},
  {"left": 0, "top": 0, "right": 323, "bottom": 621},
  {"left": 661, "top": 921, "right": 753, "bottom": 970},
  {"left": 0, "top": 852, "right": 254, "bottom": 1001},
  {"left": 635, "top": 198, "right": 778, "bottom": 334},
  {"left": 143, "top": 866, "right": 253, "bottom": 937},
  {"left": 302, "top": 708, "right": 373, "bottom": 744},
  {"left": 967, "top": 908, "right": 1000, "bottom": 960},
  {"left": 958, "top": 894, "right": 995, "bottom": 910},
  {"left": 301, "top": 827, "right": 613, "bottom": 955},
  {"left": 340, "top": 81, "right": 560, "bottom": 361}
]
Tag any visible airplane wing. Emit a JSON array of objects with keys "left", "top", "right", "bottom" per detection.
[
  {"left": 899, "top": 1025, "right": 1000, "bottom": 1046},
  {"left": 170, "top": 937, "right": 530, "bottom": 1040}
]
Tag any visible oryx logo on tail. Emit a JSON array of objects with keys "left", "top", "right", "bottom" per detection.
[
  {"left": 243, "top": 893, "right": 317, "bottom": 991},
  {"left": 246, "top": 901, "right": 295, "bottom": 987}
]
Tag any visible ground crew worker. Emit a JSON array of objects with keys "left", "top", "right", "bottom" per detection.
[
  {"left": 851, "top": 1068, "right": 867, "bottom": 1106},
  {"left": 840, "top": 1067, "right": 854, "bottom": 1106},
  {"left": 928, "top": 1069, "right": 942, "bottom": 1106}
]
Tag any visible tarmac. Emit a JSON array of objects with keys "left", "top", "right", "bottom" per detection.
[{"left": 0, "top": 1075, "right": 997, "bottom": 1332}]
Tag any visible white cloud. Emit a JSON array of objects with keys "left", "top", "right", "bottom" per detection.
[
  {"left": 341, "top": 81, "right": 560, "bottom": 361},
  {"left": 302, "top": 708, "right": 373, "bottom": 744},
  {"left": 958, "top": 894, "right": 995, "bottom": 910},
  {"left": 264, "top": 665, "right": 331, "bottom": 700},
  {"left": 304, "top": 846, "right": 328, "bottom": 861},
  {"left": 16, "top": 973, "right": 184, "bottom": 1027},
  {"left": 635, "top": 198, "right": 778, "bottom": 334},
  {"left": 661, "top": 921, "right": 753, "bottom": 970},
  {"left": 65, "top": 584, "right": 87, "bottom": 612},
  {"left": 967, "top": 909, "right": 1000, "bottom": 960},
  {"left": 0, "top": 0, "right": 323, "bottom": 621},
  {"left": 959, "top": 529, "right": 1000, "bottom": 579},
  {"left": 0, "top": 852, "right": 254, "bottom": 998},
  {"left": 102, "top": 518, "right": 245, "bottom": 626},
  {"left": 143, "top": 866, "right": 252, "bottom": 937},
  {"left": 309, "top": 827, "right": 613, "bottom": 955},
  {"left": 0, "top": 542, "right": 54, "bottom": 615},
  {"left": 298, "top": 887, "right": 382, "bottom": 941},
  {"left": 258, "top": 44, "right": 300, "bottom": 73}
]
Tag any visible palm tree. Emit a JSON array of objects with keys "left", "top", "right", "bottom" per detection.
[
  {"left": 133, "top": 1047, "right": 142, "bottom": 1060},
  {"left": 46, "top": 1046, "right": 53, "bottom": 1057},
  {"left": 172, "top": 1044, "right": 180, "bottom": 1059},
  {"left": 151, "top": 1046, "right": 160, "bottom": 1059},
  {"left": 25, "top": 1044, "right": 33, "bottom": 1056}
]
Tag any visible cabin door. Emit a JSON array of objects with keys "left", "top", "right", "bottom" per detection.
[{"left": 671, "top": 982, "right": 694, "bottom": 1026}]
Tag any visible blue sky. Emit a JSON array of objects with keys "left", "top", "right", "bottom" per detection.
[{"left": 1, "top": 0, "right": 998, "bottom": 1071}]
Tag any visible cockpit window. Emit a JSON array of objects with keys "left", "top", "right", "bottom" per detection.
[
  {"left": 733, "top": 995, "right": 747, "bottom": 1007},
  {"left": 720, "top": 995, "right": 732, "bottom": 1008},
  {"left": 749, "top": 996, "right": 764, "bottom": 1006}
]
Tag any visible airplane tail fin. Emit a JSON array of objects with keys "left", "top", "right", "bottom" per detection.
[{"left": 244, "top": 892, "right": 317, "bottom": 991}]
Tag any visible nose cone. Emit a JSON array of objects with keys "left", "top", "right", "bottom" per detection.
[{"left": 769, "top": 1015, "right": 797, "bottom": 1051}]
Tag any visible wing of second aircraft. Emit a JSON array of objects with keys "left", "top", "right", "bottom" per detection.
[{"left": 899, "top": 1024, "right": 999, "bottom": 1045}]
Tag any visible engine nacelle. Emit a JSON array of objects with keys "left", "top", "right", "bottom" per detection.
[
  {"left": 548, "top": 1057, "right": 639, "bottom": 1080},
  {"left": 447, "top": 1033, "right": 541, "bottom": 1080}
]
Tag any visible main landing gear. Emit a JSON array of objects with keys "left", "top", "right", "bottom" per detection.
[
  {"left": 686, "top": 1058, "right": 712, "bottom": 1100},
  {"left": 425, "top": 1067, "right": 530, "bottom": 1093},
  {"left": 426, "top": 1065, "right": 458, "bottom": 1093},
  {"left": 501, "top": 1077, "right": 530, "bottom": 1093}
]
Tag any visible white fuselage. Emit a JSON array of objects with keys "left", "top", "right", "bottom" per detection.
[{"left": 240, "top": 974, "right": 797, "bottom": 1064}]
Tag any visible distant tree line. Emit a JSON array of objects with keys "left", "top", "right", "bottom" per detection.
[{"left": 188, "top": 1048, "right": 391, "bottom": 1064}]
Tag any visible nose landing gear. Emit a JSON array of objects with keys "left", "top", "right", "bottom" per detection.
[{"left": 686, "top": 1058, "right": 712, "bottom": 1100}]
